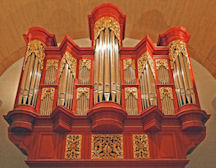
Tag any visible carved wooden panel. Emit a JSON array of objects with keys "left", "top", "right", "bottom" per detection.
[
  {"left": 65, "top": 134, "right": 82, "bottom": 159},
  {"left": 133, "top": 134, "right": 150, "bottom": 159},
  {"left": 91, "top": 134, "right": 123, "bottom": 159}
]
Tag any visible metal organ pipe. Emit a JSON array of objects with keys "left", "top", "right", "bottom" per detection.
[{"left": 93, "top": 28, "right": 121, "bottom": 104}]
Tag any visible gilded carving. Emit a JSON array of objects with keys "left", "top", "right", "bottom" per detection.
[
  {"left": 46, "top": 59, "right": 59, "bottom": 70},
  {"left": 156, "top": 59, "right": 168, "bottom": 69},
  {"left": 159, "top": 87, "right": 173, "bottom": 99},
  {"left": 125, "top": 87, "right": 137, "bottom": 99},
  {"left": 137, "top": 52, "right": 155, "bottom": 78},
  {"left": 65, "top": 134, "right": 82, "bottom": 159},
  {"left": 169, "top": 40, "right": 190, "bottom": 69},
  {"left": 123, "top": 59, "right": 135, "bottom": 70},
  {"left": 60, "top": 52, "right": 77, "bottom": 77},
  {"left": 25, "top": 40, "right": 45, "bottom": 69},
  {"left": 77, "top": 87, "right": 89, "bottom": 99},
  {"left": 94, "top": 17, "right": 120, "bottom": 46},
  {"left": 91, "top": 134, "right": 123, "bottom": 159},
  {"left": 79, "top": 59, "right": 91, "bottom": 70},
  {"left": 41, "top": 87, "right": 55, "bottom": 100},
  {"left": 133, "top": 134, "right": 150, "bottom": 159}
]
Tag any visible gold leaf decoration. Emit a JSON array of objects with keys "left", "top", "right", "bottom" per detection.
[
  {"left": 169, "top": 40, "right": 190, "bottom": 69},
  {"left": 91, "top": 134, "right": 123, "bottom": 159},
  {"left": 133, "top": 134, "right": 150, "bottom": 159},
  {"left": 79, "top": 59, "right": 91, "bottom": 70},
  {"left": 65, "top": 134, "right": 82, "bottom": 159},
  {"left": 46, "top": 59, "right": 59, "bottom": 70},
  {"left": 137, "top": 52, "right": 155, "bottom": 78},
  {"left": 156, "top": 59, "right": 168, "bottom": 69},
  {"left": 125, "top": 87, "right": 138, "bottom": 99},
  {"left": 94, "top": 17, "right": 120, "bottom": 46},
  {"left": 25, "top": 40, "right": 45, "bottom": 70},
  {"left": 159, "top": 87, "right": 173, "bottom": 99},
  {"left": 77, "top": 87, "right": 89, "bottom": 99},
  {"left": 123, "top": 59, "right": 135, "bottom": 70},
  {"left": 60, "top": 52, "right": 77, "bottom": 77},
  {"left": 41, "top": 87, "right": 55, "bottom": 100}
]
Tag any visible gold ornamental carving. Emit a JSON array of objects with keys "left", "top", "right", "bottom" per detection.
[
  {"left": 94, "top": 17, "right": 120, "bottom": 46},
  {"left": 125, "top": 87, "right": 138, "bottom": 99},
  {"left": 169, "top": 40, "right": 190, "bottom": 69},
  {"left": 133, "top": 134, "right": 150, "bottom": 159},
  {"left": 65, "top": 134, "right": 82, "bottom": 159},
  {"left": 46, "top": 59, "right": 59, "bottom": 70},
  {"left": 60, "top": 52, "right": 77, "bottom": 77},
  {"left": 77, "top": 87, "right": 90, "bottom": 99},
  {"left": 25, "top": 40, "right": 45, "bottom": 70},
  {"left": 156, "top": 59, "right": 168, "bottom": 69},
  {"left": 137, "top": 52, "right": 155, "bottom": 78},
  {"left": 159, "top": 87, "right": 173, "bottom": 99},
  {"left": 41, "top": 87, "right": 55, "bottom": 100},
  {"left": 123, "top": 59, "right": 135, "bottom": 70},
  {"left": 79, "top": 59, "right": 91, "bottom": 70},
  {"left": 91, "top": 134, "right": 123, "bottom": 159}
]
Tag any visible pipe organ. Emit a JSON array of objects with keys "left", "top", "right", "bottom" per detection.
[{"left": 5, "top": 3, "right": 209, "bottom": 168}]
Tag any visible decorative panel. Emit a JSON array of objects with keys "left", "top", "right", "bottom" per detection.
[
  {"left": 76, "top": 87, "right": 89, "bottom": 115},
  {"left": 91, "top": 134, "right": 123, "bottom": 159},
  {"left": 133, "top": 134, "right": 150, "bottom": 159},
  {"left": 125, "top": 87, "right": 138, "bottom": 115},
  {"left": 123, "top": 59, "right": 136, "bottom": 84},
  {"left": 44, "top": 59, "right": 59, "bottom": 84},
  {"left": 78, "top": 59, "right": 91, "bottom": 84},
  {"left": 65, "top": 134, "right": 82, "bottom": 159},
  {"left": 156, "top": 59, "right": 170, "bottom": 84},
  {"left": 40, "top": 87, "right": 55, "bottom": 115},
  {"left": 159, "top": 87, "right": 175, "bottom": 114}
]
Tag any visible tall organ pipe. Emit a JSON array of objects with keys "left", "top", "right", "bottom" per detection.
[{"left": 93, "top": 28, "right": 121, "bottom": 104}]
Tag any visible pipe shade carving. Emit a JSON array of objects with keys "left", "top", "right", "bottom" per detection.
[
  {"left": 76, "top": 87, "right": 90, "bottom": 115},
  {"left": 40, "top": 87, "right": 55, "bottom": 115},
  {"left": 44, "top": 59, "right": 58, "bottom": 84},
  {"left": 78, "top": 59, "right": 91, "bottom": 84},
  {"left": 123, "top": 59, "right": 136, "bottom": 84},
  {"left": 57, "top": 52, "right": 77, "bottom": 110},
  {"left": 125, "top": 87, "right": 138, "bottom": 115},
  {"left": 156, "top": 59, "right": 170, "bottom": 84}
]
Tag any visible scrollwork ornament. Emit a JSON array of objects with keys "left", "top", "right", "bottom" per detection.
[
  {"left": 65, "top": 134, "right": 82, "bottom": 159},
  {"left": 156, "top": 59, "right": 168, "bottom": 69},
  {"left": 159, "top": 87, "right": 173, "bottom": 99},
  {"left": 125, "top": 87, "right": 138, "bottom": 99},
  {"left": 25, "top": 40, "right": 45, "bottom": 70},
  {"left": 60, "top": 52, "right": 77, "bottom": 77},
  {"left": 77, "top": 87, "right": 89, "bottom": 99},
  {"left": 133, "top": 134, "right": 150, "bottom": 159},
  {"left": 169, "top": 40, "right": 190, "bottom": 69},
  {"left": 94, "top": 17, "right": 120, "bottom": 46},
  {"left": 137, "top": 52, "right": 155, "bottom": 78},
  {"left": 79, "top": 59, "right": 91, "bottom": 70},
  {"left": 46, "top": 59, "right": 59, "bottom": 70},
  {"left": 41, "top": 87, "right": 55, "bottom": 100},
  {"left": 123, "top": 59, "right": 135, "bottom": 70}
]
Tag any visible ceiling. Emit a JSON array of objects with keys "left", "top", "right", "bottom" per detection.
[{"left": 0, "top": 0, "right": 215, "bottom": 78}]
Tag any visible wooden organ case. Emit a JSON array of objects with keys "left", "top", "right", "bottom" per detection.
[{"left": 4, "top": 3, "right": 209, "bottom": 168}]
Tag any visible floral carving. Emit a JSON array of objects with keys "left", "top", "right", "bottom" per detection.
[
  {"left": 169, "top": 40, "right": 190, "bottom": 69},
  {"left": 125, "top": 87, "right": 137, "bottom": 99},
  {"left": 77, "top": 87, "right": 89, "bottom": 99},
  {"left": 46, "top": 59, "right": 59, "bottom": 70},
  {"left": 137, "top": 52, "right": 155, "bottom": 78},
  {"left": 79, "top": 59, "right": 91, "bottom": 70},
  {"left": 65, "top": 134, "right": 82, "bottom": 159},
  {"left": 25, "top": 40, "right": 45, "bottom": 70},
  {"left": 41, "top": 87, "right": 55, "bottom": 100},
  {"left": 91, "top": 134, "right": 123, "bottom": 159},
  {"left": 123, "top": 59, "right": 135, "bottom": 70},
  {"left": 133, "top": 134, "right": 150, "bottom": 159},
  {"left": 94, "top": 17, "right": 120, "bottom": 46},
  {"left": 159, "top": 87, "right": 173, "bottom": 99},
  {"left": 60, "top": 52, "right": 77, "bottom": 77},
  {"left": 156, "top": 59, "right": 168, "bottom": 69}
]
